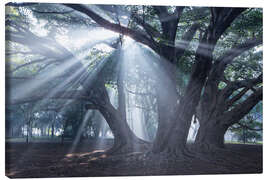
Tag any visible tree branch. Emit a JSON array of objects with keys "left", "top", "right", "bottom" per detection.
[
  {"left": 131, "top": 13, "right": 161, "bottom": 39},
  {"left": 153, "top": 6, "right": 169, "bottom": 22},
  {"left": 153, "top": 6, "right": 181, "bottom": 42},
  {"left": 5, "top": 50, "right": 33, "bottom": 56},
  {"left": 6, "top": 29, "right": 64, "bottom": 59},
  {"left": 125, "top": 86, "right": 153, "bottom": 96},
  {"left": 209, "top": 8, "right": 246, "bottom": 44},
  {"left": 31, "top": 9, "right": 74, "bottom": 14},
  {"left": 7, "top": 90, "right": 89, "bottom": 105},
  {"left": 225, "top": 87, "right": 249, "bottom": 108},
  {"left": 216, "top": 37, "right": 262, "bottom": 67},
  {"left": 6, "top": 2, "right": 38, "bottom": 7},
  {"left": 7, "top": 57, "right": 52, "bottom": 74},
  {"left": 178, "top": 8, "right": 247, "bottom": 121},
  {"left": 175, "top": 6, "right": 185, "bottom": 19},
  {"left": 133, "top": 105, "right": 154, "bottom": 111},
  {"left": 85, "top": 103, "right": 99, "bottom": 110},
  {"left": 220, "top": 74, "right": 262, "bottom": 101},
  {"left": 64, "top": 4, "right": 158, "bottom": 52},
  {"left": 236, "top": 122, "right": 262, "bottom": 131},
  {"left": 222, "top": 87, "right": 262, "bottom": 126},
  {"left": 175, "top": 23, "right": 200, "bottom": 59}
]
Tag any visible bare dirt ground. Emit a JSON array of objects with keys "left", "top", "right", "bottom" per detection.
[{"left": 5, "top": 140, "right": 262, "bottom": 178}]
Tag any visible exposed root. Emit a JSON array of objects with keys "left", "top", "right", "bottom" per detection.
[
  {"left": 6, "top": 142, "right": 262, "bottom": 178},
  {"left": 105, "top": 140, "right": 150, "bottom": 155}
]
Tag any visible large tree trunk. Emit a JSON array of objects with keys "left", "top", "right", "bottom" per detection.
[
  {"left": 195, "top": 120, "right": 228, "bottom": 150},
  {"left": 152, "top": 50, "right": 213, "bottom": 156}
]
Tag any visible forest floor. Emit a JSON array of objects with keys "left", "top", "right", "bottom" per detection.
[{"left": 5, "top": 139, "right": 262, "bottom": 178}]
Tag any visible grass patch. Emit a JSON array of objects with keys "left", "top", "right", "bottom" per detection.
[{"left": 225, "top": 141, "right": 262, "bottom": 145}]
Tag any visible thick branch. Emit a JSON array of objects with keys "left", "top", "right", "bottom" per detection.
[
  {"left": 85, "top": 103, "right": 99, "bottom": 110},
  {"left": 64, "top": 4, "right": 157, "bottom": 52},
  {"left": 225, "top": 87, "right": 249, "bottom": 108},
  {"left": 153, "top": 6, "right": 181, "bottom": 42},
  {"left": 209, "top": 8, "right": 246, "bottom": 44},
  {"left": 132, "top": 13, "right": 161, "bottom": 38},
  {"left": 175, "top": 23, "right": 200, "bottom": 59},
  {"left": 31, "top": 9, "right": 74, "bottom": 14},
  {"left": 175, "top": 7, "right": 185, "bottom": 19},
  {"left": 203, "top": 37, "right": 262, "bottom": 107},
  {"left": 6, "top": 2, "right": 38, "bottom": 7},
  {"left": 220, "top": 74, "right": 262, "bottom": 101},
  {"left": 222, "top": 87, "right": 262, "bottom": 126},
  {"left": 216, "top": 37, "right": 262, "bottom": 67},
  {"left": 153, "top": 6, "right": 169, "bottom": 22},
  {"left": 181, "top": 8, "right": 245, "bottom": 113}
]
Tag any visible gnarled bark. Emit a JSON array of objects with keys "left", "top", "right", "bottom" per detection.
[
  {"left": 86, "top": 82, "right": 150, "bottom": 154},
  {"left": 195, "top": 118, "right": 229, "bottom": 150}
]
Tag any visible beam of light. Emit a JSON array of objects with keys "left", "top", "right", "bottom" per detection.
[
  {"left": 7, "top": 12, "right": 119, "bottom": 100},
  {"left": 9, "top": 49, "right": 119, "bottom": 159},
  {"left": 61, "top": 53, "right": 119, "bottom": 152},
  {"left": 68, "top": 110, "right": 92, "bottom": 154},
  {"left": 29, "top": 60, "right": 92, "bottom": 111},
  {"left": 25, "top": 52, "right": 116, "bottom": 130},
  {"left": 9, "top": 55, "right": 86, "bottom": 102},
  {"left": 120, "top": 37, "right": 190, "bottom": 142},
  {"left": 7, "top": 41, "right": 119, "bottom": 157},
  {"left": 95, "top": 88, "right": 115, "bottom": 149},
  {"left": 176, "top": 38, "right": 259, "bottom": 59},
  {"left": 97, "top": 115, "right": 112, "bottom": 139},
  {"left": 186, "top": 115, "right": 200, "bottom": 143},
  {"left": 127, "top": 92, "right": 150, "bottom": 141},
  {"left": 8, "top": 32, "right": 118, "bottom": 103},
  {"left": 119, "top": 38, "right": 155, "bottom": 141},
  {"left": 56, "top": 28, "right": 119, "bottom": 50}
]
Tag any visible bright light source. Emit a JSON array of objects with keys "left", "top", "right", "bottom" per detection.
[
  {"left": 94, "top": 43, "right": 114, "bottom": 53},
  {"left": 122, "top": 36, "right": 134, "bottom": 49},
  {"left": 56, "top": 28, "right": 119, "bottom": 49}
]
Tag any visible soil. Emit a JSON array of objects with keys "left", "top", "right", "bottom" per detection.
[{"left": 5, "top": 139, "right": 262, "bottom": 178}]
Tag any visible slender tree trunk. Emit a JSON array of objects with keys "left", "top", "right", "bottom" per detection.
[
  {"left": 21, "top": 126, "right": 24, "bottom": 137},
  {"left": 29, "top": 122, "right": 33, "bottom": 137},
  {"left": 243, "top": 127, "right": 246, "bottom": 144},
  {"left": 41, "top": 127, "right": 44, "bottom": 136},
  {"left": 98, "top": 101, "right": 148, "bottom": 154},
  {"left": 26, "top": 124, "right": 29, "bottom": 144},
  {"left": 51, "top": 123, "right": 54, "bottom": 138}
]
